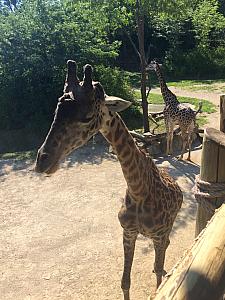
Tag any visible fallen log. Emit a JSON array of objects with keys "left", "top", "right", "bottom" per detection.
[
  {"left": 129, "top": 128, "right": 181, "bottom": 144},
  {"left": 149, "top": 204, "right": 225, "bottom": 300}
]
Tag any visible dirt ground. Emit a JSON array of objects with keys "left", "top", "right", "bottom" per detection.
[{"left": 0, "top": 90, "right": 221, "bottom": 300}]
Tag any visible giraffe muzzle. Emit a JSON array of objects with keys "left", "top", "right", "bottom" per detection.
[{"left": 35, "top": 151, "right": 60, "bottom": 174}]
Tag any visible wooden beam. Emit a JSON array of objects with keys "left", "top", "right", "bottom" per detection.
[
  {"left": 150, "top": 204, "right": 225, "bottom": 300},
  {"left": 195, "top": 128, "right": 225, "bottom": 236},
  {"left": 220, "top": 94, "right": 225, "bottom": 133}
]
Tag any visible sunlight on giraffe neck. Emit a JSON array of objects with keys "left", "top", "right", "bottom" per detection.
[{"left": 100, "top": 107, "right": 157, "bottom": 201}]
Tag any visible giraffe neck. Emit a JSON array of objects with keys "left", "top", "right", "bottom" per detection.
[
  {"left": 155, "top": 65, "right": 178, "bottom": 105},
  {"left": 100, "top": 109, "right": 158, "bottom": 201}
]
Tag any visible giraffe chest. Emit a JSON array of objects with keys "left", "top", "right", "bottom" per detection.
[{"left": 118, "top": 193, "right": 179, "bottom": 239}]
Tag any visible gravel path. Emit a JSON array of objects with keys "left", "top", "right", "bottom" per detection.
[{"left": 0, "top": 89, "right": 221, "bottom": 300}]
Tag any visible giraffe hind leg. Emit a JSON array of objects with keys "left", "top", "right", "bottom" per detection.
[
  {"left": 166, "top": 134, "right": 171, "bottom": 155},
  {"left": 166, "top": 121, "right": 175, "bottom": 156},
  {"left": 153, "top": 235, "right": 170, "bottom": 288},
  {"left": 166, "top": 130, "right": 174, "bottom": 155},
  {"left": 179, "top": 130, "right": 188, "bottom": 160},
  {"left": 187, "top": 123, "right": 195, "bottom": 161},
  {"left": 169, "top": 131, "right": 174, "bottom": 155}
]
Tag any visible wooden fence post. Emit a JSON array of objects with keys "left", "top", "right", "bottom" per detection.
[
  {"left": 220, "top": 94, "right": 225, "bottom": 133},
  {"left": 149, "top": 204, "right": 225, "bottom": 300},
  {"left": 195, "top": 127, "right": 225, "bottom": 236}
]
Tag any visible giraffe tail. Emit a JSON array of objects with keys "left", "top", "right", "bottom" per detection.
[{"left": 195, "top": 101, "right": 203, "bottom": 115}]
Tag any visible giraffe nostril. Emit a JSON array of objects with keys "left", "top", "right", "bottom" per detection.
[
  {"left": 40, "top": 153, "right": 49, "bottom": 162},
  {"left": 35, "top": 152, "right": 50, "bottom": 173},
  {"left": 40, "top": 153, "right": 49, "bottom": 167},
  {"left": 52, "top": 140, "right": 58, "bottom": 147}
]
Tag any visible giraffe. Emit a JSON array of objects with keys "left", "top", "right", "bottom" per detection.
[
  {"left": 35, "top": 60, "right": 183, "bottom": 300},
  {"left": 146, "top": 60, "right": 202, "bottom": 161}
]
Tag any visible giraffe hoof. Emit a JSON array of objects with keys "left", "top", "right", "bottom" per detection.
[{"left": 122, "top": 289, "right": 130, "bottom": 300}]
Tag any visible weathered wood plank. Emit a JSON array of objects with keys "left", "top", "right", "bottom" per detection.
[{"left": 151, "top": 204, "right": 225, "bottom": 300}]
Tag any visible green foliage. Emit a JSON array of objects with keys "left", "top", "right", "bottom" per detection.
[
  {"left": 0, "top": 0, "right": 131, "bottom": 132},
  {"left": 95, "top": 65, "right": 134, "bottom": 101},
  {"left": 93, "top": 65, "right": 142, "bottom": 129},
  {"left": 192, "top": 0, "right": 225, "bottom": 48},
  {"left": 0, "top": 0, "right": 224, "bottom": 136},
  {"left": 166, "top": 46, "right": 225, "bottom": 78}
]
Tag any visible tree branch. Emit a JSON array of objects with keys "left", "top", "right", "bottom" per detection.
[
  {"left": 146, "top": 42, "right": 152, "bottom": 63},
  {"left": 146, "top": 86, "right": 151, "bottom": 99},
  {"left": 125, "top": 30, "right": 141, "bottom": 61}
]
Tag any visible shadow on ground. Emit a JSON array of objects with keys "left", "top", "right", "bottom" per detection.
[
  {"left": 0, "top": 134, "right": 116, "bottom": 178},
  {"left": 0, "top": 135, "right": 200, "bottom": 240}
]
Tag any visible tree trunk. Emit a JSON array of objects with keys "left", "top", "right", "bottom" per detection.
[
  {"left": 220, "top": 94, "right": 225, "bottom": 133},
  {"left": 136, "top": 0, "right": 149, "bottom": 132}
]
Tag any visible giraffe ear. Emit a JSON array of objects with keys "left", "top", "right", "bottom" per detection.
[{"left": 105, "top": 96, "right": 132, "bottom": 112}]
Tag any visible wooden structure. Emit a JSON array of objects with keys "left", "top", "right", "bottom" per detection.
[
  {"left": 220, "top": 94, "right": 225, "bottom": 133},
  {"left": 195, "top": 127, "right": 225, "bottom": 236},
  {"left": 149, "top": 204, "right": 225, "bottom": 300}
]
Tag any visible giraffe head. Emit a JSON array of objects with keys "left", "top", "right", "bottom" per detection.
[
  {"left": 35, "top": 60, "right": 131, "bottom": 174},
  {"left": 146, "top": 60, "right": 161, "bottom": 72}
]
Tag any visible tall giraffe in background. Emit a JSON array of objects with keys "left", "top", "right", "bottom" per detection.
[
  {"left": 35, "top": 60, "right": 183, "bottom": 300},
  {"left": 147, "top": 60, "right": 202, "bottom": 160}
]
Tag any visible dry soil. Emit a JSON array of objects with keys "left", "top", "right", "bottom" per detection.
[{"left": 0, "top": 89, "right": 221, "bottom": 300}]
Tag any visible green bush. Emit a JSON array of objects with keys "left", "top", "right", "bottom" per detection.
[
  {"left": 166, "top": 47, "right": 225, "bottom": 79},
  {"left": 94, "top": 65, "right": 142, "bottom": 129},
  {"left": 95, "top": 65, "right": 134, "bottom": 101}
]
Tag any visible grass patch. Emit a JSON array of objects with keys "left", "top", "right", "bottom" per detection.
[
  {"left": 196, "top": 116, "right": 208, "bottom": 127},
  {"left": 128, "top": 73, "right": 225, "bottom": 92},
  {"left": 168, "top": 79, "right": 225, "bottom": 87},
  {"left": 133, "top": 90, "right": 216, "bottom": 113},
  {"left": 167, "top": 79, "right": 225, "bottom": 93},
  {"left": 0, "top": 150, "right": 36, "bottom": 161}
]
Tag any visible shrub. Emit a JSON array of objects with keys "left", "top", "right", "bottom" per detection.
[{"left": 166, "top": 47, "right": 225, "bottom": 79}]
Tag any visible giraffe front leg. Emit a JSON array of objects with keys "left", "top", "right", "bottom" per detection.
[
  {"left": 121, "top": 229, "right": 138, "bottom": 300},
  {"left": 153, "top": 236, "right": 170, "bottom": 289},
  {"left": 166, "top": 131, "right": 173, "bottom": 155}
]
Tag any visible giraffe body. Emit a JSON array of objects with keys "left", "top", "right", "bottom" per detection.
[
  {"left": 147, "top": 61, "right": 202, "bottom": 160},
  {"left": 35, "top": 61, "right": 183, "bottom": 300}
]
